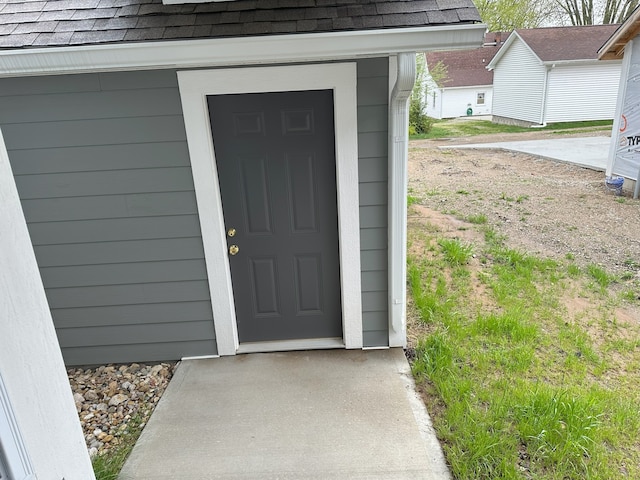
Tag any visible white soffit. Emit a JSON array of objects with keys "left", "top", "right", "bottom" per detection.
[{"left": 0, "top": 24, "right": 486, "bottom": 77}]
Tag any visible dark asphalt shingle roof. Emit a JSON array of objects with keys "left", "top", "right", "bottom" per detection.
[
  {"left": 0, "top": 0, "right": 481, "bottom": 49},
  {"left": 426, "top": 46, "right": 498, "bottom": 87}
]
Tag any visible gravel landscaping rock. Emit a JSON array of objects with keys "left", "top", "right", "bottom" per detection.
[{"left": 67, "top": 362, "right": 177, "bottom": 457}]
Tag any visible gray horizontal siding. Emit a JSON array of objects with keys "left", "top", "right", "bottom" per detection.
[
  {"left": 62, "top": 341, "right": 216, "bottom": 366},
  {"left": 46, "top": 280, "right": 211, "bottom": 309},
  {"left": 363, "top": 330, "right": 389, "bottom": 347},
  {"left": 52, "top": 301, "right": 214, "bottom": 329},
  {"left": 0, "top": 88, "right": 183, "bottom": 123},
  {"left": 0, "top": 70, "right": 178, "bottom": 96},
  {"left": 1, "top": 59, "right": 391, "bottom": 360},
  {"left": 40, "top": 260, "right": 208, "bottom": 288},
  {"left": 2, "top": 115, "right": 187, "bottom": 150},
  {"left": 15, "top": 167, "right": 195, "bottom": 199},
  {"left": 358, "top": 156, "right": 387, "bottom": 183},
  {"left": 22, "top": 191, "right": 198, "bottom": 222},
  {"left": 357, "top": 57, "right": 389, "bottom": 347},
  {"left": 360, "top": 228, "right": 388, "bottom": 250},
  {"left": 0, "top": 69, "right": 216, "bottom": 364},
  {"left": 28, "top": 215, "right": 202, "bottom": 245},
  {"left": 9, "top": 143, "right": 190, "bottom": 175},
  {"left": 57, "top": 321, "right": 215, "bottom": 348},
  {"left": 361, "top": 249, "right": 386, "bottom": 271},
  {"left": 34, "top": 238, "right": 205, "bottom": 267},
  {"left": 360, "top": 205, "right": 388, "bottom": 228}
]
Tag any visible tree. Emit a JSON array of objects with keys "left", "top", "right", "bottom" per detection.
[
  {"left": 474, "top": 0, "right": 559, "bottom": 30},
  {"left": 409, "top": 56, "right": 448, "bottom": 135},
  {"left": 555, "top": 0, "right": 638, "bottom": 24}
]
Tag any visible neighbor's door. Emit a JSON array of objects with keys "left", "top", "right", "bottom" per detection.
[{"left": 208, "top": 90, "right": 342, "bottom": 344}]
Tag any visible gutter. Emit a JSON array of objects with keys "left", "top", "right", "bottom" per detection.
[
  {"left": 0, "top": 24, "right": 486, "bottom": 77},
  {"left": 388, "top": 52, "right": 416, "bottom": 348}
]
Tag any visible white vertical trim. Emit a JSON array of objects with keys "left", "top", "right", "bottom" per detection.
[
  {"left": 0, "top": 349, "right": 35, "bottom": 480},
  {"left": 607, "top": 40, "right": 632, "bottom": 177},
  {"left": 177, "top": 63, "right": 362, "bottom": 355},
  {"left": 388, "top": 53, "right": 415, "bottom": 348}
]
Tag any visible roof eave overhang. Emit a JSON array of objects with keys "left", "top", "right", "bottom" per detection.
[
  {"left": 444, "top": 83, "right": 492, "bottom": 89},
  {"left": 599, "top": 8, "right": 640, "bottom": 60},
  {"left": 0, "top": 23, "right": 486, "bottom": 77},
  {"left": 541, "top": 58, "right": 622, "bottom": 66}
]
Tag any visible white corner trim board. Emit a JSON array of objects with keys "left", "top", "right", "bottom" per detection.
[
  {"left": 177, "top": 63, "right": 363, "bottom": 355},
  {"left": 0, "top": 24, "right": 486, "bottom": 77},
  {"left": 388, "top": 53, "right": 416, "bottom": 348},
  {"left": 0, "top": 372, "right": 35, "bottom": 480}
]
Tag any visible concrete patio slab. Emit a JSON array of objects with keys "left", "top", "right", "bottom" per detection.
[
  {"left": 443, "top": 136, "right": 610, "bottom": 171},
  {"left": 118, "top": 348, "right": 450, "bottom": 480}
]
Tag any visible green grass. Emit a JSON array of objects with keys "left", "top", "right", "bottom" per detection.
[
  {"left": 438, "top": 238, "right": 473, "bottom": 266},
  {"left": 586, "top": 264, "right": 615, "bottom": 290},
  {"left": 410, "top": 119, "right": 613, "bottom": 140},
  {"left": 407, "top": 194, "right": 419, "bottom": 207},
  {"left": 407, "top": 221, "right": 640, "bottom": 479},
  {"left": 466, "top": 213, "right": 488, "bottom": 225},
  {"left": 92, "top": 415, "right": 147, "bottom": 480}
]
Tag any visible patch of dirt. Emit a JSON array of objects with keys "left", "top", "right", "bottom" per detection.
[
  {"left": 409, "top": 132, "right": 640, "bottom": 277},
  {"left": 407, "top": 130, "right": 640, "bottom": 350}
]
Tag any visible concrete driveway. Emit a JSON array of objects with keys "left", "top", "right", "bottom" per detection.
[
  {"left": 443, "top": 136, "right": 610, "bottom": 171},
  {"left": 118, "top": 349, "right": 450, "bottom": 480}
]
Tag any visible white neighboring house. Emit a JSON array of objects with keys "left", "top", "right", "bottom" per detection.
[
  {"left": 487, "top": 25, "right": 622, "bottom": 126},
  {"left": 425, "top": 46, "right": 500, "bottom": 119}
]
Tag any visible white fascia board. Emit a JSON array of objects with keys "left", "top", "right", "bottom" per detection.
[
  {"left": 444, "top": 84, "right": 492, "bottom": 90},
  {"left": 487, "top": 31, "right": 545, "bottom": 69},
  {"left": 541, "top": 58, "right": 623, "bottom": 67},
  {"left": 486, "top": 31, "right": 521, "bottom": 69},
  {"left": 0, "top": 24, "right": 486, "bottom": 77}
]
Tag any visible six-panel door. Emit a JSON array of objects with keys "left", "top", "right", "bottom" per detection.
[{"left": 208, "top": 90, "right": 342, "bottom": 343}]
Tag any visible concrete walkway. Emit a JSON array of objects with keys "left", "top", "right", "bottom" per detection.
[
  {"left": 119, "top": 349, "right": 450, "bottom": 480},
  {"left": 443, "top": 136, "right": 610, "bottom": 171}
]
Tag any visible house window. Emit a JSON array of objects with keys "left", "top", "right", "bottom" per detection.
[{"left": 476, "top": 92, "right": 485, "bottom": 105}]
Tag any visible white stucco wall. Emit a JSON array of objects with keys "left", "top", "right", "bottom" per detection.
[{"left": 0, "top": 128, "right": 95, "bottom": 480}]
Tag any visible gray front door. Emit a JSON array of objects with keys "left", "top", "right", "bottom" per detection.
[{"left": 208, "top": 90, "right": 342, "bottom": 344}]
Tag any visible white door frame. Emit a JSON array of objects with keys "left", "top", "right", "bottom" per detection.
[{"left": 177, "top": 63, "right": 363, "bottom": 355}]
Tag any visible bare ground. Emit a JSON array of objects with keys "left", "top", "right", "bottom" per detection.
[
  {"left": 407, "top": 131, "right": 640, "bottom": 351},
  {"left": 409, "top": 132, "right": 640, "bottom": 278}
]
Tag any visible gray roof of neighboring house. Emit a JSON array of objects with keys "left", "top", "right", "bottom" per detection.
[
  {"left": 426, "top": 45, "right": 498, "bottom": 87},
  {"left": 516, "top": 24, "right": 620, "bottom": 61},
  {"left": 0, "top": 0, "right": 481, "bottom": 49}
]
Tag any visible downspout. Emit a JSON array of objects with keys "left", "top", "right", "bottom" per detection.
[
  {"left": 388, "top": 52, "right": 416, "bottom": 348},
  {"left": 538, "top": 64, "right": 552, "bottom": 127}
]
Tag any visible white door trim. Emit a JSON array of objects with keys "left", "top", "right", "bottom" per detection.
[{"left": 177, "top": 63, "right": 363, "bottom": 355}]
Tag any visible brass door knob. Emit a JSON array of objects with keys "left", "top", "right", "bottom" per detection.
[{"left": 229, "top": 245, "right": 239, "bottom": 256}]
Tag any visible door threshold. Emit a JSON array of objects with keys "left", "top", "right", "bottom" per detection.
[{"left": 236, "top": 337, "right": 345, "bottom": 354}]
